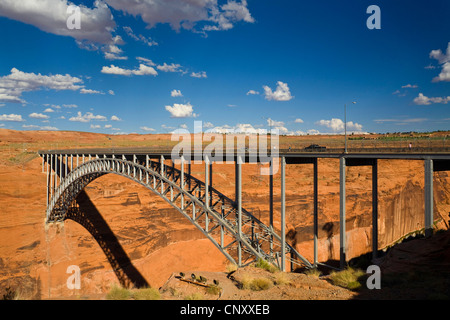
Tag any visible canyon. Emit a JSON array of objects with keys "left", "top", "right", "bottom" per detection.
[{"left": 0, "top": 129, "right": 449, "bottom": 299}]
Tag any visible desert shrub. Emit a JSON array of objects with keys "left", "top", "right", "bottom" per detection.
[
  {"left": 274, "top": 272, "right": 291, "bottom": 286},
  {"left": 305, "top": 267, "right": 322, "bottom": 278},
  {"left": 226, "top": 263, "right": 238, "bottom": 273},
  {"left": 206, "top": 285, "right": 221, "bottom": 295},
  {"left": 132, "top": 287, "right": 160, "bottom": 300},
  {"left": 184, "top": 292, "right": 204, "bottom": 300},
  {"left": 254, "top": 258, "right": 278, "bottom": 273},
  {"left": 106, "top": 284, "right": 131, "bottom": 300},
  {"left": 241, "top": 275, "right": 273, "bottom": 291},
  {"left": 329, "top": 267, "right": 365, "bottom": 290}
]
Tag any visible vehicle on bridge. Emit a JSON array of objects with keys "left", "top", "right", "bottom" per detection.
[{"left": 304, "top": 144, "right": 326, "bottom": 151}]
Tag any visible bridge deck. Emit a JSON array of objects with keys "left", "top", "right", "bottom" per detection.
[{"left": 38, "top": 147, "right": 450, "bottom": 161}]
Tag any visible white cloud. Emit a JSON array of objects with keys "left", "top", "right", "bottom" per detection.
[
  {"left": 22, "top": 124, "right": 58, "bottom": 130},
  {"left": 62, "top": 104, "right": 77, "bottom": 108},
  {"left": 0, "top": 0, "right": 116, "bottom": 44},
  {"left": 165, "top": 102, "right": 197, "bottom": 118},
  {"left": 0, "top": 114, "right": 24, "bottom": 122},
  {"left": 43, "top": 108, "right": 54, "bottom": 113},
  {"left": 0, "top": 67, "right": 83, "bottom": 103},
  {"left": 263, "top": 81, "right": 293, "bottom": 101},
  {"left": 171, "top": 89, "right": 183, "bottom": 97},
  {"left": 108, "top": 90, "right": 115, "bottom": 95},
  {"left": 105, "top": 0, "right": 254, "bottom": 33},
  {"left": 401, "top": 84, "right": 418, "bottom": 88},
  {"left": 123, "top": 26, "right": 158, "bottom": 47},
  {"left": 111, "top": 115, "right": 121, "bottom": 121},
  {"left": 101, "top": 64, "right": 158, "bottom": 76},
  {"left": 433, "top": 62, "right": 450, "bottom": 82},
  {"left": 246, "top": 90, "right": 259, "bottom": 95},
  {"left": 136, "top": 57, "right": 156, "bottom": 66},
  {"left": 29, "top": 112, "right": 49, "bottom": 119},
  {"left": 203, "top": 121, "right": 214, "bottom": 128},
  {"left": 140, "top": 126, "right": 155, "bottom": 132},
  {"left": 90, "top": 124, "right": 101, "bottom": 129},
  {"left": 69, "top": 111, "right": 107, "bottom": 122},
  {"left": 157, "top": 63, "right": 182, "bottom": 73},
  {"left": 413, "top": 93, "right": 450, "bottom": 105},
  {"left": 294, "top": 118, "right": 304, "bottom": 123},
  {"left": 101, "top": 65, "right": 132, "bottom": 76},
  {"left": 104, "top": 124, "right": 112, "bottom": 128},
  {"left": 317, "top": 118, "right": 363, "bottom": 133},
  {"left": 80, "top": 88, "right": 103, "bottom": 94},
  {"left": 190, "top": 71, "right": 207, "bottom": 78},
  {"left": 430, "top": 42, "right": 450, "bottom": 82}
]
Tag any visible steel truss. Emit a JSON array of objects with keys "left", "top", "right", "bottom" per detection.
[{"left": 44, "top": 156, "right": 313, "bottom": 270}]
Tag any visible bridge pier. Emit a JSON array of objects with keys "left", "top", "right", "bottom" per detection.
[
  {"left": 339, "top": 157, "right": 346, "bottom": 269},
  {"left": 280, "top": 156, "right": 286, "bottom": 272},
  {"left": 236, "top": 155, "right": 243, "bottom": 267},
  {"left": 424, "top": 158, "right": 433, "bottom": 238}
]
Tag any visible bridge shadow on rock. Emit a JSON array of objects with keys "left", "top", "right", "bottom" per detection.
[{"left": 65, "top": 190, "right": 149, "bottom": 289}]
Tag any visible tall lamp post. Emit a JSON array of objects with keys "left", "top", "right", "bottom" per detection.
[{"left": 344, "top": 101, "right": 357, "bottom": 153}]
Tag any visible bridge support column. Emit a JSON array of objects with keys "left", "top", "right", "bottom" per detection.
[
  {"left": 236, "top": 155, "right": 242, "bottom": 267},
  {"left": 205, "top": 156, "right": 210, "bottom": 232},
  {"left": 280, "top": 156, "right": 286, "bottom": 272},
  {"left": 50, "top": 154, "right": 54, "bottom": 200},
  {"left": 180, "top": 156, "right": 185, "bottom": 210},
  {"left": 313, "top": 158, "right": 318, "bottom": 267},
  {"left": 46, "top": 155, "right": 50, "bottom": 207},
  {"left": 372, "top": 159, "right": 378, "bottom": 260},
  {"left": 424, "top": 158, "right": 434, "bottom": 237},
  {"left": 269, "top": 158, "right": 274, "bottom": 256},
  {"left": 339, "top": 156, "right": 346, "bottom": 269}
]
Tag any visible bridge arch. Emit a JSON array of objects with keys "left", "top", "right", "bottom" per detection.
[{"left": 45, "top": 157, "right": 312, "bottom": 270}]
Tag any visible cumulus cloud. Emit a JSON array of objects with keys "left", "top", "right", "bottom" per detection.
[
  {"left": 69, "top": 111, "right": 107, "bottom": 122},
  {"left": 101, "top": 64, "right": 158, "bottom": 76},
  {"left": 294, "top": 118, "right": 304, "bottom": 123},
  {"left": 0, "top": 0, "right": 115, "bottom": 44},
  {"left": 0, "top": 68, "right": 83, "bottom": 103},
  {"left": 263, "top": 81, "right": 293, "bottom": 101},
  {"left": 0, "top": 114, "right": 24, "bottom": 122},
  {"left": 140, "top": 126, "right": 155, "bottom": 132},
  {"left": 110, "top": 115, "right": 121, "bottom": 121},
  {"left": 80, "top": 88, "right": 103, "bottom": 94},
  {"left": 157, "top": 63, "right": 182, "bottom": 73},
  {"left": 22, "top": 124, "right": 58, "bottom": 130},
  {"left": 29, "top": 112, "right": 49, "bottom": 119},
  {"left": 136, "top": 57, "right": 156, "bottom": 66},
  {"left": 430, "top": 42, "right": 450, "bottom": 82},
  {"left": 165, "top": 103, "right": 197, "bottom": 118},
  {"left": 413, "top": 93, "right": 450, "bottom": 105},
  {"left": 171, "top": 89, "right": 183, "bottom": 97},
  {"left": 246, "top": 90, "right": 259, "bottom": 95},
  {"left": 190, "top": 71, "right": 207, "bottom": 78},
  {"left": 317, "top": 118, "right": 363, "bottom": 133},
  {"left": 105, "top": 0, "right": 254, "bottom": 33}
]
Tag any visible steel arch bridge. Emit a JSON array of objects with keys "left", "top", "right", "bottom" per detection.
[{"left": 42, "top": 153, "right": 313, "bottom": 271}]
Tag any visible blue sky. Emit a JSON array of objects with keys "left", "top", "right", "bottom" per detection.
[{"left": 0, "top": 0, "right": 449, "bottom": 135}]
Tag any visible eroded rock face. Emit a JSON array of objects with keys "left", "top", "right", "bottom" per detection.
[{"left": 1, "top": 131, "right": 449, "bottom": 299}]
